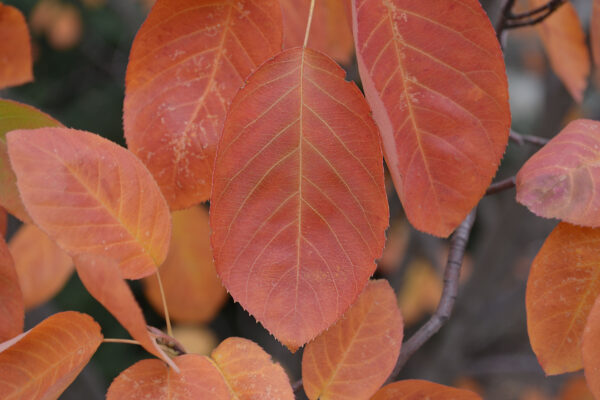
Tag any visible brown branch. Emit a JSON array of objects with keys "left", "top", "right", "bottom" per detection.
[
  {"left": 485, "top": 176, "right": 516, "bottom": 196},
  {"left": 386, "top": 209, "right": 477, "bottom": 382},
  {"left": 496, "top": 0, "right": 566, "bottom": 41},
  {"left": 509, "top": 130, "right": 549, "bottom": 147}
]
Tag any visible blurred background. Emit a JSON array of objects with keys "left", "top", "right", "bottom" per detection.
[{"left": 2, "top": 0, "right": 600, "bottom": 399}]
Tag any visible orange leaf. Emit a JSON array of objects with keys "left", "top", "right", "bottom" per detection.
[
  {"left": 0, "top": 311, "right": 102, "bottom": 400},
  {"left": 559, "top": 375, "right": 593, "bottom": 400},
  {"left": 7, "top": 127, "right": 171, "bottom": 279},
  {"left": 0, "top": 4, "right": 32, "bottom": 89},
  {"left": 107, "top": 354, "right": 230, "bottom": 400},
  {"left": 584, "top": 294, "right": 600, "bottom": 398},
  {"left": 281, "top": 0, "right": 354, "bottom": 64},
  {"left": 0, "top": 237, "right": 23, "bottom": 342},
  {"left": 593, "top": 0, "right": 600, "bottom": 71},
  {"left": 143, "top": 206, "right": 227, "bottom": 323},
  {"left": 210, "top": 47, "right": 389, "bottom": 350},
  {"left": 0, "top": 207, "right": 6, "bottom": 237},
  {"left": 124, "top": 0, "right": 283, "bottom": 210},
  {"left": 211, "top": 337, "right": 294, "bottom": 399},
  {"left": 530, "top": 0, "right": 590, "bottom": 102},
  {"left": 74, "top": 254, "right": 177, "bottom": 370},
  {"left": 352, "top": 0, "right": 510, "bottom": 237},
  {"left": 9, "top": 224, "right": 73, "bottom": 310},
  {"left": 526, "top": 223, "right": 600, "bottom": 375},
  {"left": 371, "top": 380, "right": 482, "bottom": 400},
  {"left": 0, "top": 100, "right": 62, "bottom": 224},
  {"left": 517, "top": 119, "right": 600, "bottom": 227},
  {"left": 302, "top": 280, "right": 403, "bottom": 400}
]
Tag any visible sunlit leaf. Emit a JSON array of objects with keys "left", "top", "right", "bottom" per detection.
[
  {"left": 352, "top": 0, "right": 510, "bottom": 237},
  {"left": 302, "top": 280, "right": 403, "bottom": 400},
  {"left": 583, "top": 294, "right": 600, "bottom": 398},
  {"left": 107, "top": 354, "right": 230, "bottom": 400},
  {"left": 526, "top": 223, "right": 600, "bottom": 374},
  {"left": 7, "top": 127, "right": 171, "bottom": 279},
  {"left": 0, "top": 238, "right": 23, "bottom": 342},
  {"left": 211, "top": 337, "right": 294, "bottom": 399},
  {"left": 9, "top": 224, "right": 73, "bottom": 310},
  {"left": 143, "top": 206, "right": 227, "bottom": 323},
  {"left": 210, "top": 47, "right": 389, "bottom": 350},
  {"left": 0, "top": 4, "right": 32, "bottom": 89},
  {"left": 371, "top": 380, "right": 482, "bottom": 400},
  {"left": 517, "top": 119, "right": 600, "bottom": 227},
  {"left": 124, "top": 0, "right": 283, "bottom": 209},
  {"left": 0, "top": 311, "right": 102, "bottom": 400}
]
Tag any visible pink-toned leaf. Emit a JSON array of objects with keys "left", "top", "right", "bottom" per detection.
[
  {"left": 517, "top": 119, "right": 600, "bottom": 227},
  {"left": 352, "top": 0, "right": 510, "bottom": 237},
  {"left": 526, "top": 222, "right": 600, "bottom": 374},
  {"left": 0, "top": 4, "right": 33, "bottom": 89},
  {"left": 583, "top": 296, "right": 600, "bottom": 398},
  {"left": 107, "top": 354, "right": 230, "bottom": 400},
  {"left": 9, "top": 224, "right": 73, "bottom": 310},
  {"left": 74, "top": 253, "right": 177, "bottom": 371},
  {"left": 124, "top": 0, "right": 283, "bottom": 210},
  {"left": 7, "top": 127, "right": 171, "bottom": 279},
  {"left": 210, "top": 47, "right": 388, "bottom": 350},
  {"left": 0, "top": 311, "right": 102, "bottom": 400},
  {"left": 302, "top": 279, "right": 403, "bottom": 400},
  {"left": 0, "top": 237, "right": 23, "bottom": 342},
  {"left": 371, "top": 380, "right": 482, "bottom": 400}
]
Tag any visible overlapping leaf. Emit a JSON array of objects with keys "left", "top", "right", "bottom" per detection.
[
  {"left": 583, "top": 294, "right": 600, "bottom": 398},
  {"left": 517, "top": 119, "right": 600, "bottom": 226},
  {"left": 210, "top": 47, "right": 389, "bottom": 350},
  {"left": 124, "top": 0, "right": 283, "bottom": 209},
  {"left": 302, "top": 280, "right": 403, "bottom": 400},
  {"left": 0, "top": 238, "right": 23, "bottom": 342},
  {"left": 107, "top": 355, "right": 230, "bottom": 400},
  {"left": 0, "top": 311, "right": 102, "bottom": 399},
  {"left": 530, "top": 0, "right": 590, "bottom": 102},
  {"left": 9, "top": 224, "right": 73, "bottom": 310},
  {"left": 526, "top": 223, "right": 600, "bottom": 374},
  {"left": 352, "top": 0, "right": 510, "bottom": 237},
  {"left": 144, "top": 206, "right": 227, "bottom": 323},
  {"left": 371, "top": 380, "right": 482, "bottom": 400},
  {"left": 0, "top": 4, "right": 32, "bottom": 89},
  {"left": 0, "top": 100, "right": 62, "bottom": 223},
  {"left": 7, "top": 127, "right": 171, "bottom": 279}
]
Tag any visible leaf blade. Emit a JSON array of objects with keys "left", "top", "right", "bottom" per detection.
[
  {"left": 0, "top": 237, "right": 23, "bottom": 342},
  {"left": 371, "top": 380, "right": 482, "bottom": 400},
  {"left": 583, "top": 295, "right": 600, "bottom": 398},
  {"left": 0, "top": 5, "right": 32, "bottom": 89}
]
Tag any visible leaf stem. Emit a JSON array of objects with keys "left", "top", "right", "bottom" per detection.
[
  {"left": 155, "top": 269, "right": 173, "bottom": 338},
  {"left": 509, "top": 130, "right": 549, "bottom": 147},
  {"left": 485, "top": 176, "right": 516, "bottom": 196},
  {"left": 303, "top": 0, "right": 316, "bottom": 48},
  {"left": 103, "top": 338, "right": 142, "bottom": 346}
]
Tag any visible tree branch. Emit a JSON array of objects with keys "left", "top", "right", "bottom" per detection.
[
  {"left": 509, "top": 130, "right": 549, "bottom": 147},
  {"left": 486, "top": 176, "right": 516, "bottom": 196},
  {"left": 496, "top": 0, "right": 566, "bottom": 41}
]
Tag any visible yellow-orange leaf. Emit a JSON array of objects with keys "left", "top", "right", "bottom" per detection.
[
  {"left": 9, "top": 224, "right": 73, "bottom": 310},
  {"left": 107, "top": 354, "right": 230, "bottom": 400},
  {"left": 143, "top": 206, "right": 227, "bottom": 323},
  {"left": 530, "top": 0, "right": 590, "bottom": 102},
  {"left": 0, "top": 311, "right": 102, "bottom": 400},
  {"left": 371, "top": 380, "right": 482, "bottom": 400},
  {"left": 7, "top": 127, "right": 171, "bottom": 279},
  {"left": 517, "top": 119, "right": 600, "bottom": 227},
  {"left": 211, "top": 337, "right": 294, "bottom": 399},
  {"left": 281, "top": 0, "right": 354, "bottom": 64},
  {"left": 0, "top": 238, "right": 23, "bottom": 342},
  {"left": 124, "top": 0, "right": 283, "bottom": 209},
  {"left": 0, "top": 4, "right": 32, "bottom": 89},
  {"left": 583, "top": 294, "right": 600, "bottom": 398},
  {"left": 526, "top": 223, "right": 600, "bottom": 375},
  {"left": 210, "top": 47, "right": 388, "bottom": 350},
  {"left": 74, "top": 254, "right": 177, "bottom": 370},
  {"left": 302, "top": 280, "right": 403, "bottom": 400}
]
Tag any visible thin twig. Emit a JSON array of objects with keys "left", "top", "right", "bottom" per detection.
[
  {"left": 102, "top": 338, "right": 141, "bottom": 346},
  {"left": 496, "top": 0, "right": 566, "bottom": 41},
  {"left": 485, "top": 176, "right": 516, "bottom": 196},
  {"left": 496, "top": 0, "right": 516, "bottom": 44},
  {"left": 303, "top": 0, "right": 316, "bottom": 48},
  {"left": 386, "top": 209, "right": 477, "bottom": 382},
  {"left": 509, "top": 130, "right": 549, "bottom": 147},
  {"left": 508, "top": 0, "right": 565, "bottom": 19},
  {"left": 155, "top": 269, "right": 173, "bottom": 338}
]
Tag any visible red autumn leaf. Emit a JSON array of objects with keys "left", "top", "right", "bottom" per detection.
[
  {"left": 9, "top": 224, "right": 73, "bottom": 310},
  {"left": 74, "top": 253, "right": 177, "bottom": 371},
  {"left": 302, "top": 279, "right": 403, "bottom": 400},
  {"left": 0, "top": 311, "right": 102, "bottom": 399},
  {"left": 352, "top": 0, "right": 510, "bottom": 237},
  {"left": 143, "top": 206, "right": 227, "bottom": 323},
  {"left": 526, "top": 223, "right": 600, "bottom": 374},
  {"left": 583, "top": 294, "right": 600, "bottom": 398},
  {"left": 107, "top": 354, "right": 230, "bottom": 400},
  {"left": 124, "top": 0, "right": 283, "bottom": 210},
  {"left": 516, "top": 119, "right": 600, "bottom": 227},
  {"left": 593, "top": 0, "right": 600, "bottom": 71},
  {"left": 210, "top": 47, "right": 389, "bottom": 350},
  {"left": 371, "top": 380, "right": 482, "bottom": 400},
  {"left": 7, "top": 127, "right": 171, "bottom": 279},
  {"left": 530, "top": 0, "right": 590, "bottom": 102},
  {"left": 211, "top": 337, "right": 294, "bottom": 399},
  {"left": 0, "top": 4, "right": 32, "bottom": 89},
  {"left": 0, "top": 100, "right": 62, "bottom": 224},
  {"left": 0, "top": 237, "right": 23, "bottom": 342},
  {"left": 0, "top": 207, "right": 6, "bottom": 237},
  {"left": 281, "top": 0, "right": 354, "bottom": 64}
]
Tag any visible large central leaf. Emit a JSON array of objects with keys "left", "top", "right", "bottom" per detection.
[{"left": 210, "top": 47, "right": 389, "bottom": 350}]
